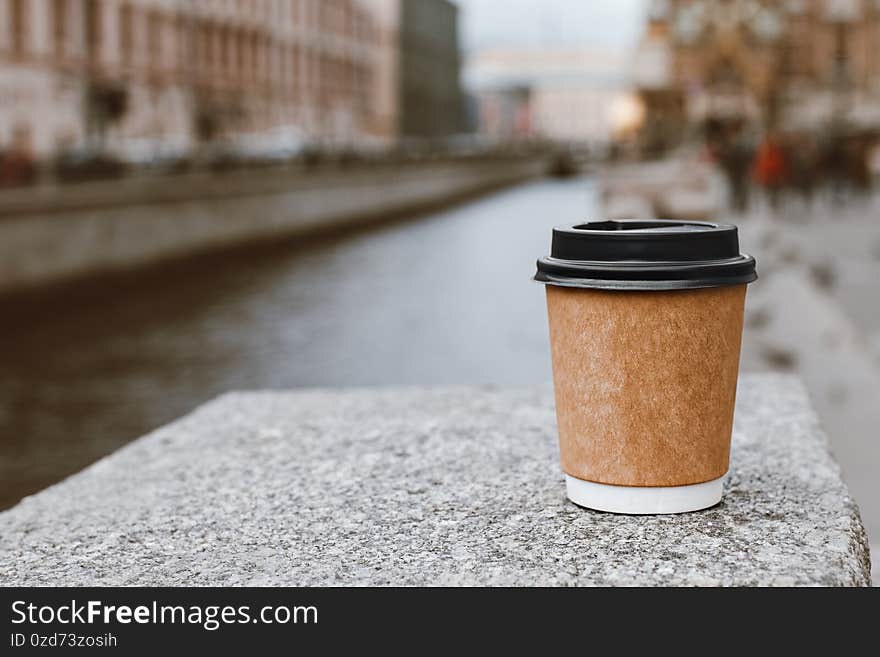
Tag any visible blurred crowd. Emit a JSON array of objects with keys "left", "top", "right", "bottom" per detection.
[{"left": 707, "top": 119, "right": 880, "bottom": 213}]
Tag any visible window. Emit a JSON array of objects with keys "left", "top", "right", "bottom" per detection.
[
  {"left": 238, "top": 29, "right": 247, "bottom": 78},
  {"left": 86, "top": 0, "right": 103, "bottom": 64},
  {"left": 11, "top": 0, "right": 28, "bottom": 56},
  {"left": 342, "top": 2, "right": 350, "bottom": 38},
  {"left": 222, "top": 28, "right": 233, "bottom": 76},
  {"left": 120, "top": 4, "right": 134, "bottom": 66},
  {"left": 251, "top": 33, "right": 260, "bottom": 78},
  {"left": 147, "top": 12, "right": 162, "bottom": 71},
  {"left": 281, "top": 44, "right": 290, "bottom": 90},
  {"left": 204, "top": 23, "right": 217, "bottom": 73},
  {"left": 197, "top": 22, "right": 210, "bottom": 73},
  {"left": 52, "top": 0, "right": 67, "bottom": 59}
]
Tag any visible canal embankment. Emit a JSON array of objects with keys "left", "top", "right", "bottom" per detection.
[{"left": 0, "top": 155, "right": 549, "bottom": 293}]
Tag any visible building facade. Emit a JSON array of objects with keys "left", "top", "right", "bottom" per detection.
[
  {"left": 635, "top": 0, "right": 880, "bottom": 148},
  {"left": 465, "top": 47, "right": 636, "bottom": 145},
  {"left": 398, "top": 0, "right": 464, "bottom": 139},
  {"left": 359, "top": 0, "right": 398, "bottom": 142},
  {"left": 0, "top": 0, "right": 392, "bottom": 160}
]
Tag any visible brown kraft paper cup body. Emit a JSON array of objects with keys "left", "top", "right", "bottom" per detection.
[{"left": 546, "top": 284, "right": 747, "bottom": 488}]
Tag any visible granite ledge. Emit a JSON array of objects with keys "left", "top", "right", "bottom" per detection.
[{"left": 0, "top": 373, "right": 871, "bottom": 586}]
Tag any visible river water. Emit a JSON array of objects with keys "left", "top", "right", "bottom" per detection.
[{"left": 0, "top": 175, "right": 598, "bottom": 509}]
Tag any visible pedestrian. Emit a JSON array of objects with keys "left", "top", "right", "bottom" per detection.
[
  {"left": 752, "top": 131, "right": 787, "bottom": 212},
  {"left": 848, "top": 134, "right": 871, "bottom": 195},
  {"left": 718, "top": 122, "right": 753, "bottom": 214},
  {"left": 787, "top": 134, "right": 819, "bottom": 210},
  {"left": 822, "top": 134, "right": 848, "bottom": 206}
]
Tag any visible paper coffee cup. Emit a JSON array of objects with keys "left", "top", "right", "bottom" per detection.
[{"left": 534, "top": 220, "right": 757, "bottom": 514}]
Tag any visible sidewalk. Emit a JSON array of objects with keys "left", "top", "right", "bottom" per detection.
[{"left": 730, "top": 194, "right": 880, "bottom": 584}]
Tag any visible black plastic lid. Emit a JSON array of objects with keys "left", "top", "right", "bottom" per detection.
[{"left": 534, "top": 219, "right": 757, "bottom": 291}]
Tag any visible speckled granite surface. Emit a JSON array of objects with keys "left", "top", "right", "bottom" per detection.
[{"left": 0, "top": 374, "right": 870, "bottom": 586}]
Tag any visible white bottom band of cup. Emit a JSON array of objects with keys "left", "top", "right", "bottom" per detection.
[{"left": 565, "top": 474, "right": 725, "bottom": 515}]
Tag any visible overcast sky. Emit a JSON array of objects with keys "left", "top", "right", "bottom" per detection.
[{"left": 455, "top": 0, "right": 649, "bottom": 52}]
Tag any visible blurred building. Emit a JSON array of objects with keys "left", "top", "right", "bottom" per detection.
[
  {"left": 635, "top": 0, "right": 880, "bottom": 149},
  {"left": 360, "top": 0, "right": 400, "bottom": 142},
  {"left": 475, "top": 85, "right": 532, "bottom": 141},
  {"left": 465, "top": 47, "right": 637, "bottom": 146},
  {"left": 398, "top": 0, "right": 464, "bottom": 138},
  {"left": 0, "top": 0, "right": 393, "bottom": 161}
]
